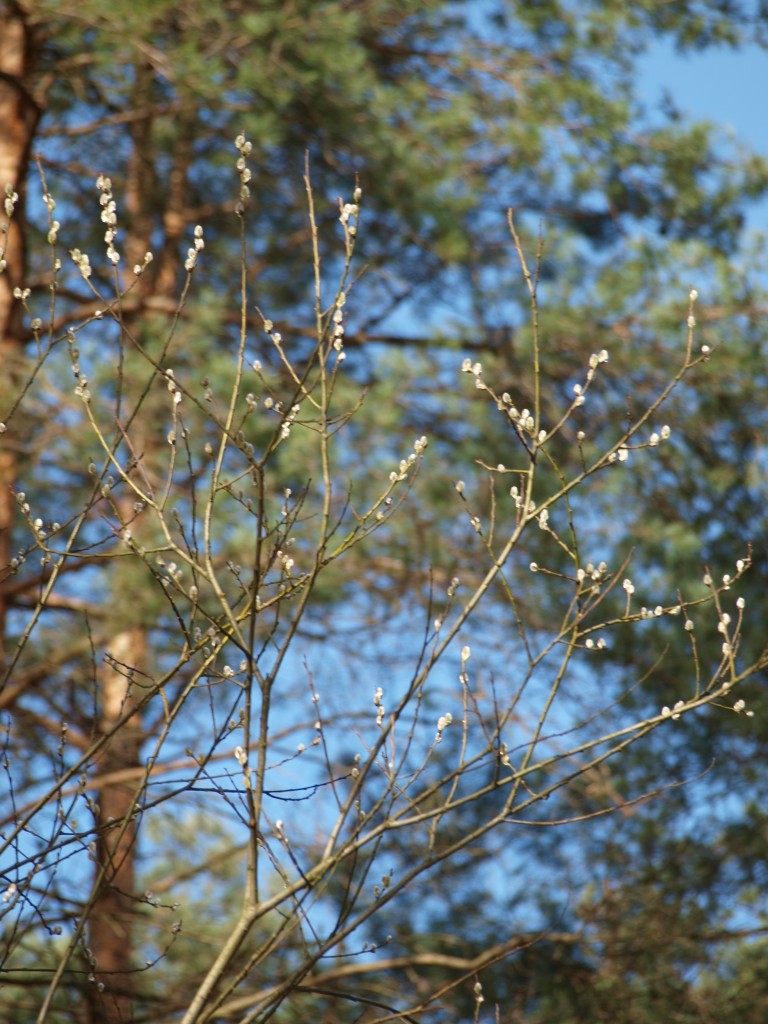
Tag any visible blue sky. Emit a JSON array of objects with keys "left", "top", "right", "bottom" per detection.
[{"left": 639, "top": 39, "right": 768, "bottom": 232}]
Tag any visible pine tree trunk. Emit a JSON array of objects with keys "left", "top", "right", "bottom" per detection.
[
  {"left": 88, "top": 624, "right": 145, "bottom": 1023},
  {"left": 0, "top": 1, "right": 40, "bottom": 660},
  {"left": 86, "top": 71, "right": 192, "bottom": 1019}
]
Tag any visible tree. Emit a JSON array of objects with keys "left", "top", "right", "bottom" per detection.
[
  {"left": 0, "top": 148, "right": 765, "bottom": 1020},
  {"left": 2, "top": 1, "right": 768, "bottom": 1021},
  {"left": 0, "top": 0, "right": 41, "bottom": 644}
]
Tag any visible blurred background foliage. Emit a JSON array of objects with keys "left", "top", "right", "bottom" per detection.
[{"left": 1, "top": 1, "right": 768, "bottom": 1020}]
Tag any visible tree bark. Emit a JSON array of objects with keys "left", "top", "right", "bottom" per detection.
[
  {"left": 87, "top": 64, "right": 193, "bottom": 1020},
  {"left": 85, "top": 66, "right": 158, "bottom": 1019},
  {"left": 0, "top": 1, "right": 40, "bottom": 659},
  {"left": 88, "top": 626, "right": 145, "bottom": 1023}
]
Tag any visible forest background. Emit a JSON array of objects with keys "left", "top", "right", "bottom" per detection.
[{"left": 1, "top": 2, "right": 768, "bottom": 1022}]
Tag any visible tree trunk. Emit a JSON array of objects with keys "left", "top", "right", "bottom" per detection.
[
  {"left": 88, "top": 626, "right": 145, "bottom": 1023},
  {"left": 84, "top": 65, "right": 158, "bottom": 1017},
  {"left": 87, "top": 66, "right": 192, "bottom": 1021},
  {"left": 0, "top": 1, "right": 40, "bottom": 660}
]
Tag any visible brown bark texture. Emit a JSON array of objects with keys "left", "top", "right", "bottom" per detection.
[
  {"left": 88, "top": 625, "right": 146, "bottom": 1024},
  {"left": 0, "top": 1, "right": 40, "bottom": 655}
]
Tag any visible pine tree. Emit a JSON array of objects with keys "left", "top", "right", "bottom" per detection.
[{"left": 1, "top": 2, "right": 768, "bottom": 1021}]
